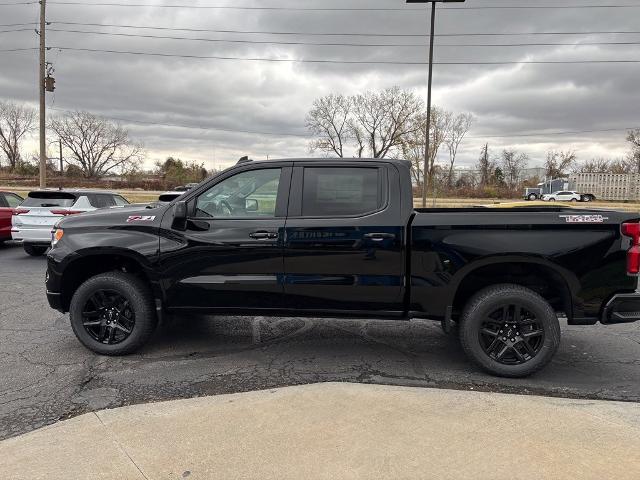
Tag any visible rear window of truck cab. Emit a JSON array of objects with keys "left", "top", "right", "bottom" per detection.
[{"left": 301, "top": 167, "right": 381, "bottom": 217}]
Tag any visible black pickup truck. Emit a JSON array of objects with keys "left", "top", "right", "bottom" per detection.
[{"left": 46, "top": 158, "right": 640, "bottom": 377}]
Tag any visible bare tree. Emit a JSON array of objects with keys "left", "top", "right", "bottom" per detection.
[
  {"left": 574, "top": 157, "right": 611, "bottom": 173},
  {"left": 398, "top": 112, "right": 428, "bottom": 188},
  {"left": 545, "top": 150, "right": 577, "bottom": 178},
  {"left": 50, "top": 111, "right": 144, "bottom": 178},
  {"left": 500, "top": 149, "right": 528, "bottom": 189},
  {"left": 446, "top": 112, "right": 474, "bottom": 186},
  {"left": 305, "top": 94, "right": 351, "bottom": 158},
  {"left": 398, "top": 106, "right": 451, "bottom": 197},
  {"left": 0, "top": 101, "right": 36, "bottom": 171},
  {"left": 350, "top": 86, "right": 424, "bottom": 158},
  {"left": 476, "top": 144, "right": 494, "bottom": 187},
  {"left": 424, "top": 107, "right": 452, "bottom": 200},
  {"left": 627, "top": 129, "right": 640, "bottom": 173},
  {"left": 609, "top": 158, "right": 633, "bottom": 174}
]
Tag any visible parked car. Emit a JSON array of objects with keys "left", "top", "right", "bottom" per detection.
[
  {"left": 12, "top": 190, "right": 129, "bottom": 256},
  {"left": 173, "top": 183, "right": 199, "bottom": 192},
  {"left": 0, "top": 191, "right": 24, "bottom": 244},
  {"left": 46, "top": 158, "right": 640, "bottom": 378},
  {"left": 541, "top": 191, "right": 582, "bottom": 202},
  {"left": 158, "top": 191, "right": 185, "bottom": 203}
]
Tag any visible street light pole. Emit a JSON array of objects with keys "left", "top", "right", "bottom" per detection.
[
  {"left": 406, "top": 0, "right": 465, "bottom": 207},
  {"left": 423, "top": 2, "right": 436, "bottom": 208}
]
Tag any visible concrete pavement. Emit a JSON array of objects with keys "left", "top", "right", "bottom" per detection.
[{"left": 1, "top": 383, "right": 639, "bottom": 480}]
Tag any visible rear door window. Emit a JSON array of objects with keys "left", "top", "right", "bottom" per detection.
[
  {"left": 301, "top": 167, "right": 381, "bottom": 217},
  {"left": 112, "top": 195, "right": 129, "bottom": 206},
  {"left": 88, "top": 194, "right": 117, "bottom": 208}
]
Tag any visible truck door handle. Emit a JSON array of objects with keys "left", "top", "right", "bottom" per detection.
[
  {"left": 249, "top": 230, "right": 278, "bottom": 240},
  {"left": 363, "top": 233, "right": 396, "bottom": 241}
]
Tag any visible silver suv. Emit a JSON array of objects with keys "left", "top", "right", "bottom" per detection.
[{"left": 11, "top": 190, "right": 128, "bottom": 256}]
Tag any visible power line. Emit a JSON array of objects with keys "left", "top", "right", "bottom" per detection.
[
  {"left": 47, "top": 2, "right": 427, "bottom": 10},
  {"left": 47, "top": 45, "right": 640, "bottom": 65},
  {"left": 45, "top": 28, "right": 640, "bottom": 49},
  {"left": 0, "top": 47, "right": 37, "bottom": 52},
  {"left": 43, "top": 2, "right": 640, "bottom": 10},
  {"left": 0, "top": 27, "right": 34, "bottom": 33},
  {"left": 49, "top": 22, "right": 640, "bottom": 38},
  {"left": 0, "top": 22, "right": 37, "bottom": 26},
  {"left": 0, "top": 1, "right": 36, "bottom": 5},
  {"left": 48, "top": 107, "right": 311, "bottom": 137},
  {"left": 469, "top": 126, "right": 640, "bottom": 139}
]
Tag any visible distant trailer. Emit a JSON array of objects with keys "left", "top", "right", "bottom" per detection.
[
  {"left": 523, "top": 178, "right": 568, "bottom": 200},
  {"left": 569, "top": 173, "right": 640, "bottom": 201}
]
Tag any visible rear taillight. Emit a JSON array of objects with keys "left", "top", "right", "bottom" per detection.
[
  {"left": 12, "top": 209, "right": 30, "bottom": 215},
  {"left": 628, "top": 246, "right": 640, "bottom": 276},
  {"left": 50, "top": 210, "right": 83, "bottom": 216},
  {"left": 622, "top": 222, "right": 640, "bottom": 276}
]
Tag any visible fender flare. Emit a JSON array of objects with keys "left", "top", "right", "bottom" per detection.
[{"left": 446, "top": 254, "right": 581, "bottom": 316}]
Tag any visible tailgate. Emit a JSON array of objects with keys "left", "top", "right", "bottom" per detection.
[{"left": 15, "top": 207, "right": 64, "bottom": 228}]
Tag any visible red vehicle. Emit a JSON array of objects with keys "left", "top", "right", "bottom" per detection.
[{"left": 0, "top": 191, "right": 23, "bottom": 243}]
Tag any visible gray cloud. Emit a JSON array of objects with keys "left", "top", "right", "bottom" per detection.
[{"left": 1, "top": 0, "right": 638, "bottom": 170}]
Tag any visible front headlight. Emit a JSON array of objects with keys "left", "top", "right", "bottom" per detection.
[{"left": 51, "top": 228, "right": 64, "bottom": 246}]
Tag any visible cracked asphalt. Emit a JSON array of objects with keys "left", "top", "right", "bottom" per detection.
[{"left": 1, "top": 242, "right": 639, "bottom": 440}]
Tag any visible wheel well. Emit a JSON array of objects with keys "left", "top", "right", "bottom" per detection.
[
  {"left": 60, "top": 255, "right": 150, "bottom": 311},
  {"left": 451, "top": 263, "right": 572, "bottom": 320}
]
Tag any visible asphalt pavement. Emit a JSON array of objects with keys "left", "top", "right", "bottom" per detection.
[{"left": 1, "top": 241, "right": 639, "bottom": 441}]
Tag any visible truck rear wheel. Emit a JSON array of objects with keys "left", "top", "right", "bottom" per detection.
[
  {"left": 459, "top": 284, "right": 560, "bottom": 378},
  {"left": 69, "top": 272, "right": 158, "bottom": 355}
]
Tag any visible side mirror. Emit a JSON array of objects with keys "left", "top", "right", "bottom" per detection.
[
  {"left": 245, "top": 198, "right": 259, "bottom": 212},
  {"left": 172, "top": 201, "right": 188, "bottom": 230}
]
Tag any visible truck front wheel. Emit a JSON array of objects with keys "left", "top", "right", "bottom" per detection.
[
  {"left": 69, "top": 272, "right": 158, "bottom": 355},
  {"left": 459, "top": 284, "right": 560, "bottom": 378}
]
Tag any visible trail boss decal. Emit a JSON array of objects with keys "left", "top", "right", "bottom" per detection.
[
  {"left": 126, "top": 215, "right": 156, "bottom": 223},
  {"left": 559, "top": 214, "right": 608, "bottom": 223}
]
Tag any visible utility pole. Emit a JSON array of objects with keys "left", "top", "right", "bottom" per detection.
[
  {"left": 59, "top": 138, "right": 63, "bottom": 175},
  {"left": 39, "top": 0, "right": 46, "bottom": 188}
]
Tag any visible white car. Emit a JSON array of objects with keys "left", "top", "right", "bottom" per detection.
[
  {"left": 11, "top": 190, "right": 128, "bottom": 256},
  {"left": 541, "top": 191, "right": 582, "bottom": 202}
]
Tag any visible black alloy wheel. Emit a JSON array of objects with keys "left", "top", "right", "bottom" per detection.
[
  {"left": 69, "top": 271, "right": 157, "bottom": 355},
  {"left": 82, "top": 289, "right": 135, "bottom": 345},
  {"left": 478, "top": 304, "right": 544, "bottom": 365},
  {"left": 459, "top": 284, "right": 561, "bottom": 377}
]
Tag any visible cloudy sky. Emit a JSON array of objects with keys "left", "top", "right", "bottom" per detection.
[{"left": 1, "top": 0, "right": 639, "bottom": 171}]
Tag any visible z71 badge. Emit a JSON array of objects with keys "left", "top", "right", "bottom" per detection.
[
  {"left": 559, "top": 214, "right": 608, "bottom": 223},
  {"left": 126, "top": 215, "right": 156, "bottom": 223}
]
